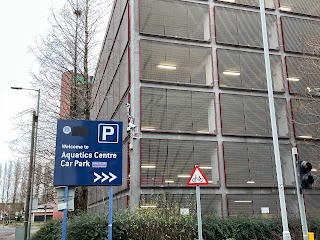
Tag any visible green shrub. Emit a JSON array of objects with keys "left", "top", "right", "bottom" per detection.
[
  {"left": 31, "top": 220, "right": 62, "bottom": 240},
  {"left": 31, "top": 211, "right": 320, "bottom": 240}
]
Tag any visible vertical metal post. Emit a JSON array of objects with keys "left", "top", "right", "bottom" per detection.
[
  {"left": 24, "top": 111, "right": 36, "bottom": 240},
  {"left": 10, "top": 87, "right": 40, "bottom": 240},
  {"left": 129, "top": 0, "right": 141, "bottom": 211},
  {"left": 259, "top": 1, "right": 291, "bottom": 239},
  {"left": 196, "top": 186, "right": 203, "bottom": 240},
  {"left": 292, "top": 147, "right": 309, "bottom": 240},
  {"left": 28, "top": 90, "right": 40, "bottom": 240},
  {"left": 108, "top": 186, "right": 113, "bottom": 240},
  {"left": 61, "top": 186, "right": 68, "bottom": 240}
]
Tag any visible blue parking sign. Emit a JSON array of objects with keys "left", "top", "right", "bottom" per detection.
[
  {"left": 54, "top": 120, "right": 123, "bottom": 186},
  {"left": 98, "top": 124, "right": 119, "bottom": 143}
]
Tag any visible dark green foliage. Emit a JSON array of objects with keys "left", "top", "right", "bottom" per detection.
[
  {"left": 31, "top": 211, "right": 320, "bottom": 240},
  {"left": 201, "top": 216, "right": 282, "bottom": 240},
  {"left": 31, "top": 220, "right": 62, "bottom": 240}
]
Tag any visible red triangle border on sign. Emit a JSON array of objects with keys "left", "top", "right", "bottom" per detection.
[{"left": 187, "top": 165, "right": 209, "bottom": 186}]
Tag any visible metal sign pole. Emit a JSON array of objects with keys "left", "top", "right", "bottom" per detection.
[
  {"left": 108, "top": 186, "right": 113, "bottom": 240},
  {"left": 196, "top": 185, "right": 203, "bottom": 240},
  {"left": 61, "top": 186, "right": 68, "bottom": 240}
]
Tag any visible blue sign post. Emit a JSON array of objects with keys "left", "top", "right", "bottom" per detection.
[
  {"left": 54, "top": 120, "right": 123, "bottom": 186},
  {"left": 54, "top": 119, "right": 123, "bottom": 240}
]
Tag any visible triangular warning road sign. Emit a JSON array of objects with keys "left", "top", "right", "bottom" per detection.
[{"left": 187, "top": 165, "right": 209, "bottom": 186}]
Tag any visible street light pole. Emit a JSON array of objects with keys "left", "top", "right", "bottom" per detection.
[
  {"left": 258, "top": 1, "right": 291, "bottom": 239},
  {"left": 11, "top": 87, "right": 40, "bottom": 240},
  {"left": 23, "top": 111, "right": 36, "bottom": 240}
]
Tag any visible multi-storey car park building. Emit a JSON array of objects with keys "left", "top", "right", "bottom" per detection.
[{"left": 88, "top": 0, "right": 320, "bottom": 218}]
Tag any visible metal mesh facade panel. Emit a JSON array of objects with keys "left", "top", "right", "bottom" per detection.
[
  {"left": 229, "top": 194, "right": 298, "bottom": 218},
  {"left": 228, "top": 194, "right": 280, "bottom": 217},
  {"left": 224, "top": 142, "right": 292, "bottom": 187},
  {"left": 141, "top": 87, "right": 215, "bottom": 133},
  {"left": 220, "top": 94, "right": 288, "bottom": 137},
  {"left": 98, "top": 49, "right": 129, "bottom": 120},
  {"left": 279, "top": 0, "right": 320, "bottom": 17},
  {"left": 285, "top": 194, "right": 299, "bottom": 219},
  {"left": 215, "top": 7, "right": 279, "bottom": 49},
  {"left": 140, "top": 40, "right": 212, "bottom": 85},
  {"left": 141, "top": 194, "right": 221, "bottom": 216},
  {"left": 224, "top": 142, "right": 250, "bottom": 186},
  {"left": 113, "top": 196, "right": 128, "bottom": 211},
  {"left": 218, "top": 49, "right": 284, "bottom": 91},
  {"left": 88, "top": 186, "right": 97, "bottom": 206},
  {"left": 140, "top": 139, "right": 217, "bottom": 187},
  {"left": 224, "top": 142, "right": 277, "bottom": 187},
  {"left": 247, "top": 143, "right": 276, "bottom": 186},
  {"left": 119, "top": 49, "right": 129, "bottom": 98},
  {"left": 91, "top": 2, "right": 129, "bottom": 120},
  {"left": 215, "top": 0, "right": 274, "bottom": 9},
  {"left": 140, "top": 0, "right": 210, "bottom": 41},
  {"left": 220, "top": 94, "right": 246, "bottom": 135},
  {"left": 244, "top": 96, "right": 269, "bottom": 136},
  {"left": 282, "top": 16, "right": 320, "bottom": 54},
  {"left": 141, "top": 88, "right": 167, "bottom": 131},
  {"left": 305, "top": 194, "right": 320, "bottom": 218},
  {"left": 141, "top": 139, "right": 167, "bottom": 186},
  {"left": 96, "top": 186, "right": 107, "bottom": 203},
  {"left": 286, "top": 56, "right": 320, "bottom": 95},
  {"left": 291, "top": 99, "right": 320, "bottom": 139},
  {"left": 87, "top": 203, "right": 106, "bottom": 214}
]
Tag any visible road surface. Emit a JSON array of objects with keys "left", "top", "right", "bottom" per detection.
[
  {"left": 0, "top": 225, "right": 40, "bottom": 240},
  {"left": 0, "top": 226, "right": 15, "bottom": 240}
]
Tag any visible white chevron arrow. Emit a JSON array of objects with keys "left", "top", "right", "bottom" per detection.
[
  {"left": 101, "top": 172, "right": 110, "bottom": 183},
  {"left": 109, "top": 172, "right": 117, "bottom": 182},
  {"left": 93, "top": 172, "right": 102, "bottom": 183}
]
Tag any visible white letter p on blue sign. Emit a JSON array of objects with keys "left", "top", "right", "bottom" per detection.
[{"left": 98, "top": 124, "right": 119, "bottom": 143}]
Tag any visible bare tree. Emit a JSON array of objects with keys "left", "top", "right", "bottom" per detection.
[
  {"left": 12, "top": 160, "right": 22, "bottom": 204},
  {"left": 24, "top": 0, "right": 114, "bottom": 211},
  {"left": 5, "top": 162, "right": 13, "bottom": 205},
  {"left": 1, "top": 163, "right": 8, "bottom": 205}
]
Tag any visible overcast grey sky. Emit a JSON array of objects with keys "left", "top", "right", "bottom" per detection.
[{"left": 0, "top": 1, "right": 58, "bottom": 164}]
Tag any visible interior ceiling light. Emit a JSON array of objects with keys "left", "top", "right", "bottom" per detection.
[
  {"left": 196, "top": 130, "right": 209, "bottom": 133},
  {"left": 287, "top": 77, "right": 300, "bottom": 81},
  {"left": 234, "top": 200, "right": 252, "bottom": 203},
  {"left": 223, "top": 71, "right": 240, "bottom": 76},
  {"left": 141, "top": 165, "right": 156, "bottom": 169},
  {"left": 298, "top": 135, "right": 313, "bottom": 139},
  {"left": 177, "top": 174, "right": 190, "bottom": 178},
  {"left": 200, "top": 166, "right": 212, "bottom": 169},
  {"left": 158, "top": 64, "right": 177, "bottom": 70},
  {"left": 142, "top": 127, "right": 156, "bottom": 131},
  {"left": 165, "top": 180, "right": 174, "bottom": 183},
  {"left": 311, "top": 169, "right": 317, "bottom": 172},
  {"left": 279, "top": 6, "right": 292, "bottom": 12},
  {"left": 247, "top": 180, "right": 255, "bottom": 184},
  {"left": 221, "top": 0, "right": 236, "bottom": 2}
]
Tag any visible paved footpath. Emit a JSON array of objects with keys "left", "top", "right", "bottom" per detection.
[
  {"left": 0, "top": 225, "right": 40, "bottom": 240},
  {"left": 0, "top": 226, "right": 15, "bottom": 240}
]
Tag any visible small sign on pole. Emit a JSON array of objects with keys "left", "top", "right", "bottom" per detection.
[
  {"left": 187, "top": 165, "right": 209, "bottom": 186},
  {"left": 187, "top": 165, "right": 209, "bottom": 240}
]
